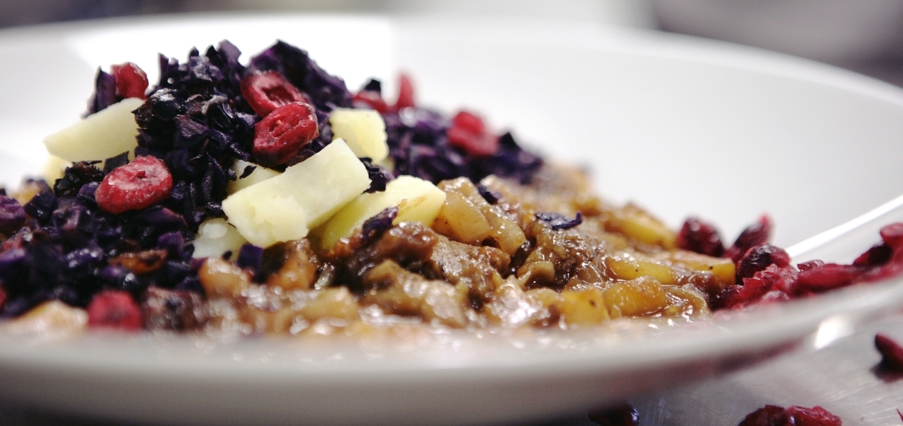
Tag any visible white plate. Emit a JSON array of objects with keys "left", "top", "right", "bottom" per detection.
[{"left": 1, "top": 13, "right": 903, "bottom": 426}]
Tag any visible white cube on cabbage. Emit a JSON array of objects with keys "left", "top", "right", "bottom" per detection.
[
  {"left": 328, "top": 108, "right": 389, "bottom": 162},
  {"left": 227, "top": 159, "right": 280, "bottom": 194},
  {"left": 191, "top": 218, "right": 247, "bottom": 259},
  {"left": 314, "top": 175, "right": 446, "bottom": 250},
  {"left": 43, "top": 98, "right": 143, "bottom": 163},
  {"left": 221, "top": 139, "right": 371, "bottom": 248},
  {"left": 43, "top": 156, "right": 71, "bottom": 184}
]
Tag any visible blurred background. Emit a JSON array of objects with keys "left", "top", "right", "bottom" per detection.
[{"left": 1, "top": 0, "right": 901, "bottom": 87}]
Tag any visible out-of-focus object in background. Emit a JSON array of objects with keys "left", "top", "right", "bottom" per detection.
[
  {"left": 652, "top": 0, "right": 903, "bottom": 86},
  {"left": 1, "top": 0, "right": 654, "bottom": 28}
]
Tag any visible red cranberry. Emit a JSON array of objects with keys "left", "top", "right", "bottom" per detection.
[
  {"left": 853, "top": 243, "right": 892, "bottom": 266},
  {"left": 111, "top": 62, "right": 148, "bottom": 99},
  {"left": 879, "top": 223, "right": 903, "bottom": 249},
  {"left": 677, "top": 217, "right": 725, "bottom": 257},
  {"left": 95, "top": 156, "right": 173, "bottom": 214},
  {"left": 737, "top": 244, "right": 790, "bottom": 280},
  {"left": 796, "top": 263, "right": 861, "bottom": 293},
  {"left": 740, "top": 405, "right": 841, "bottom": 426},
  {"left": 726, "top": 215, "right": 773, "bottom": 262},
  {"left": 241, "top": 71, "right": 308, "bottom": 117},
  {"left": 587, "top": 402, "right": 639, "bottom": 426},
  {"left": 87, "top": 290, "right": 142, "bottom": 331},
  {"left": 715, "top": 264, "right": 798, "bottom": 310},
  {"left": 352, "top": 90, "right": 390, "bottom": 113},
  {"left": 252, "top": 102, "right": 319, "bottom": 167},
  {"left": 875, "top": 333, "right": 903, "bottom": 370},
  {"left": 394, "top": 73, "right": 415, "bottom": 110},
  {"left": 447, "top": 110, "right": 500, "bottom": 157}
]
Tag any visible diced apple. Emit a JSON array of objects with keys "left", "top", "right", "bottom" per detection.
[
  {"left": 328, "top": 108, "right": 388, "bottom": 162},
  {"left": 226, "top": 159, "right": 280, "bottom": 194},
  {"left": 191, "top": 218, "right": 248, "bottom": 259},
  {"left": 605, "top": 254, "right": 679, "bottom": 284},
  {"left": 43, "top": 98, "right": 143, "bottom": 163},
  {"left": 607, "top": 203, "right": 677, "bottom": 249},
  {"left": 314, "top": 175, "right": 446, "bottom": 250},
  {"left": 221, "top": 139, "right": 370, "bottom": 248}
]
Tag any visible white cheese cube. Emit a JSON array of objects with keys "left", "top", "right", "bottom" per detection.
[
  {"left": 329, "top": 108, "right": 389, "bottom": 162},
  {"left": 314, "top": 175, "right": 446, "bottom": 250},
  {"left": 43, "top": 98, "right": 143, "bottom": 163},
  {"left": 221, "top": 139, "right": 370, "bottom": 248}
]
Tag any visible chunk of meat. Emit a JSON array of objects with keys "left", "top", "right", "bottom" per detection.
[
  {"left": 424, "top": 235, "right": 509, "bottom": 304},
  {"left": 141, "top": 286, "right": 207, "bottom": 331},
  {"left": 362, "top": 260, "right": 469, "bottom": 328},
  {"left": 341, "top": 222, "right": 440, "bottom": 289},
  {"left": 264, "top": 239, "right": 321, "bottom": 291}
]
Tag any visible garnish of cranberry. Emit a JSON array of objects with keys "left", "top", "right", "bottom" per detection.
[
  {"left": 352, "top": 73, "right": 416, "bottom": 113},
  {"left": 677, "top": 217, "right": 725, "bottom": 257},
  {"left": 252, "top": 101, "right": 319, "bottom": 167},
  {"left": 395, "top": 73, "right": 415, "bottom": 110},
  {"left": 726, "top": 215, "right": 773, "bottom": 263},
  {"left": 240, "top": 71, "right": 309, "bottom": 117},
  {"left": 739, "top": 404, "right": 841, "bottom": 426},
  {"left": 737, "top": 244, "right": 790, "bottom": 280},
  {"left": 875, "top": 333, "right": 903, "bottom": 370},
  {"left": 87, "top": 290, "right": 143, "bottom": 331},
  {"left": 95, "top": 156, "right": 173, "bottom": 214},
  {"left": 111, "top": 62, "right": 148, "bottom": 99},
  {"left": 447, "top": 110, "right": 500, "bottom": 157}
]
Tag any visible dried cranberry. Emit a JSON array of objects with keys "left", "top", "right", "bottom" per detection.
[
  {"left": 715, "top": 264, "right": 797, "bottom": 310},
  {"left": 737, "top": 244, "right": 790, "bottom": 280},
  {"left": 853, "top": 243, "right": 892, "bottom": 266},
  {"left": 796, "top": 263, "right": 861, "bottom": 293},
  {"left": 95, "top": 156, "right": 174, "bottom": 214},
  {"left": 726, "top": 215, "right": 773, "bottom": 262},
  {"left": 785, "top": 405, "right": 842, "bottom": 425},
  {"left": 241, "top": 71, "right": 309, "bottom": 117},
  {"left": 394, "top": 73, "right": 415, "bottom": 109},
  {"left": 111, "top": 62, "right": 148, "bottom": 99},
  {"left": 252, "top": 102, "right": 319, "bottom": 167},
  {"left": 740, "top": 404, "right": 841, "bottom": 426},
  {"left": 677, "top": 217, "right": 725, "bottom": 257},
  {"left": 879, "top": 223, "right": 903, "bottom": 249},
  {"left": 352, "top": 90, "right": 390, "bottom": 113},
  {"left": 875, "top": 333, "right": 903, "bottom": 370},
  {"left": 587, "top": 402, "right": 639, "bottom": 426},
  {"left": 87, "top": 290, "right": 142, "bottom": 331},
  {"left": 447, "top": 110, "right": 500, "bottom": 157}
]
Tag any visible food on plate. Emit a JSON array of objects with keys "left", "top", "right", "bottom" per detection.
[
  {"left": 875, "top": 333, "right": 903, "bottom": 370},
  {"left": 0, "top": 40, "right": 901, "bottom": 336},
  {"left": 738, "top": 405, "right": 841, "bottom": 426}
]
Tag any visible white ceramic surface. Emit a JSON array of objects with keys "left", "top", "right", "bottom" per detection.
[{"left": 0, "top": 13, "right": 902, "bottom": 426}]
